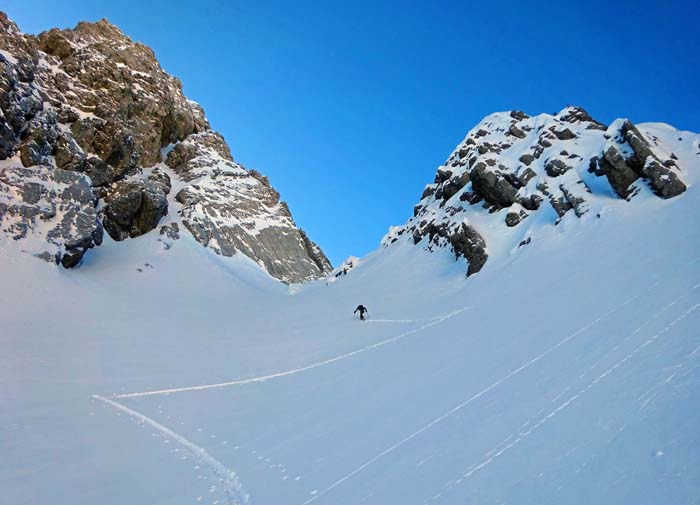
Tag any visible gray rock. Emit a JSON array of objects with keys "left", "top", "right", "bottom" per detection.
[
  {"left": 53, "top": 131, "right": 86, "bottom": 170},
  {"left": 519, "top": 153, "right": 535, "bottom": 166},
  {"left": 560, "top": 183, "right": 589, "bottom": 217},
  {"left": 544, "top": 158, "right": 572, "bottom": 177},
  {"left": 103, "top": 179, "right": 168, "bottom": 240},
  {"left": 470, "top": 162, "right": 518, "bottom": 208},
  {"left": 0, "top": 164, "right": 102, "bottom": 266},
  {"left": 517, "top": 167, "right": 537, "bottom": 186},
  {"left": 505, "top": 210, "right": 527, "bottom": 227},
  {"left": 441, "top": 172, "right": 470, "bottom": 201},
  {"left": 83, "top": 156, "right": 116, "bottom": 187},
  {"left": 550, "top": 127, "right": 576, "bottom": 141},
  {"left": 619, "top": 121, "right": 686, "bottom": 199},
  {"left": 19, "top": 109, "right": 59, "bottom": 167},
  {"left": 599, "top": 147, "right": 640, "bottom": 198},
  {"left": 434, "top": 167, "right": 453, "bottom": 184},
  {"left": 519, "top": 193, "right": 543, "bottom": 211},
  {"left": 159, "top": 222, "right": 180, "bottom": 240},
  {"left": 420, "top": 185, "right": 436, "bottom": 200},
  {"left": 508, "top": 124, "right": 526, "bottom": 139},
  {"left": 148, "top": 167, "right": 171, "bottom": 194}
]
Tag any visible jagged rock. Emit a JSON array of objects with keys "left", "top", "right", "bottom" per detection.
[
  {"left": 470, "top": 162, "right": 518, "bottom": 208},
  {"left": 451, "top": 223, "right": 488, "bottom": 276},
  {"left": 160, "top": 222, "right": 180, "bottom": 240},
  {"left": 518, "top": 167, "right": 537, "bottom": 186},
  {"left": 147, "top": 167, "right": 171, "bottom": 194},
  {"left": 421, "top": 185, "right": 436, "bottom": 199},
  {"left": 519, "top": 153, "right": 535, "bottom": 166},
  {"left": 0, "top": 14, "right": 41, "bottom": 159},
  {"left": 519, "top": 194, "right": 543, "bottom": 211},
  {"left": 560, "top": 183, "right": 589, "bottom": 217},
  {"left": 384, "top": 107, "right": 691, "bottom": 277},
  {"left": 548, "top": 194, "right": 573, "bottom": 218},
  {"left": 103, "top": 179, "right": 168, "bottom": 240},
  {"left": 460, "top": 188, "right": 482, "bottom": 204},
  {"left": 0, "top": 12, "right": 332, "bottom": 281},
  {"left": 175, "top": 164, "right": 331, "bottom": 283},
  {"left": 300, "top": 229, "right": 333, "bottom": 274},
  {"left": 442, "top": 172, "right": 470, "bottom": 201},
  {"left": 550, "top": 127, "right": 576, "bottom": 141},
  {"left": 82, "top": 156, "right": 116, "bottom": 187},
  {"left": 544, "top": 158, "right": 572, "bottom": 177},
  {"left": 510, "top": 110, "right": 529, "bottom": 121},
  {"left": 508, "top": 124, "right": 526, "bottom": 139},
  {"left": 36, "top": 19, "right": 208, "bottom": 174},
  {"left": 0, "top": 164, "right": 102, "bottom": 266},
  {"left": 411, "top": 221, "right": 487, "bottom": 276},
  {"left": 434, "top": 167, "right": 453, "bottom": 184},
  {"left": 599, "top": 147, "right": 640, "bottom": 198},
  {"left": 643, "top": 159, "right": 687, "bottom": 199},
  {"left": 165, "top": 131, "right": 233, "bottom": 181},
  {"left": 598, "top": 120, "right": 686, "bottom": 199},
  {"left": 558, "top": 106, "right": 607, "bottom": 130},
  {"left": 53, "top": 131, "right": 86, "bottom": 170},
  {"left": 618, "top": 120, "right": 686, "bottom": 199},
  {"left": 19, "top": 109, "right": 59, "bottom": 167},
  {"left": 505, "top": 210, "right": 527, "bottom": 227}
]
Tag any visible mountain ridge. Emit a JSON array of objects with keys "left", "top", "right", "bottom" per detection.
[
  {"left": 383, "top": 106, "right": 696, "bottom": 276},
  {"left": 0, "top": 12, "right": 332, "bottom": 283}
]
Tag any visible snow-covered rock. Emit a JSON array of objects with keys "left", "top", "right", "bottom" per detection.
[
  {"left": 326, "top": 255, "right": 360, "bottom": 282},
  {"left": 0, "top": 12, "right": 331, "bottom": 282},
  {"left": 0, "top": 161, "right": 102, "bottom": 266},
  {"left": 384, "top": 106, "right": 695, "bottom": 276}
]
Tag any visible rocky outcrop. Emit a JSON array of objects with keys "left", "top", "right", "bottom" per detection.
[
  {"left": 0, "top": 164, "right": 102, "bottom": 266},
  {"left": 170, "top": 135, "right": 330, "bottom": 283},
  {"left": 383, "top": 106, "right": 692, "bottom": 276},
  {"left": 103, "top": 176, "right": 169, "bottom": 240},
  {"left": 0, "top": 12, "right": 332, "bottom": 281}
]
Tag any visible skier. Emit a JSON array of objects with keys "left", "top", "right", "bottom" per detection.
[{"left": 354, "top": 304, "right": 368, "bottom": 321}]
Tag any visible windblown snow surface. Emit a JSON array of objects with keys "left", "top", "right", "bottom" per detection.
[{"left": 2, "top": 125, "right": 700, "bottom": 505}]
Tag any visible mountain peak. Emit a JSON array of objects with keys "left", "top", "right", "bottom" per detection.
[
  {"left": 0, "top": 12, "right": 332, "bottom": 282},
  {"left": 384, "top": 106, "right": 694, "bottom": 276}
]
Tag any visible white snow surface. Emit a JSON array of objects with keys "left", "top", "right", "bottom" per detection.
[{"left": 1, "top": 131, "right": 700, "bottom": 504}]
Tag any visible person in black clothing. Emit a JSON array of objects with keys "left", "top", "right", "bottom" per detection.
[{"left": 354, "top": 304, "right": 368, "bottom": 321}]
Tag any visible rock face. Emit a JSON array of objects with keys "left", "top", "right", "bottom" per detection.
[
  {"left": 0, "top": 164, "right": 102, "bottom": 266},
  {"left": 0, "top": 12, "right": 331, "bottom": 281},
  {"left": 383, "top": 107, "right": 693, "bottom": 276},
  {"left": 168, "top": 134, "right": 332, "bottom": 282}
]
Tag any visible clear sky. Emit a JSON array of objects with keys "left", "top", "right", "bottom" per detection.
[{"left": 5, "top": 0, "right": 699, "bottom": 265}]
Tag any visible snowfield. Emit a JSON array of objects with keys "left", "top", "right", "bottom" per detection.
[{"left": 2, "top": 131, "right": 700, "bottom": 504}]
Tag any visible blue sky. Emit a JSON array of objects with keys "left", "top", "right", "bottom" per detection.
[{"left": 6, "top": 0, "right": 699, "bottom": 265}]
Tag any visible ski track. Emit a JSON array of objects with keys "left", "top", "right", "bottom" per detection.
[
  {"left": 111, "top": 306, "right": 472, "bottom": 399},
  {"left": 93, "top": 395, "right": 249, "bottom": 505},
  {"left": 96, "top": 260, "right": 700, "bottom": 505},
  {"left": 425, "top": 296, "right": 700, "bottom": 504},
  {"left": 299, "top": 291, "right": 646, "bottom": 505}
]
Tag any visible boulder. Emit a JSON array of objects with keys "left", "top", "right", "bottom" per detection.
[
  {"left": 544, "top": 158, "right": 572, "bottom": 177},
  {"left": 470, "top": 162, "right": 518, "bottom": 208},
  {"left": 505, "top": 210, "right": 527, "bottom": 227},
  {"left": 519, "top": 153, "right": 535, "bottom": 166},
  {"left": 508, "top": 124, "right": 526, "bottom": 139}
]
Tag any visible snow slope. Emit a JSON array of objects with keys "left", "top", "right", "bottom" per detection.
[{"left": 1, "top": 134, "right": 699, "bottom": 504}]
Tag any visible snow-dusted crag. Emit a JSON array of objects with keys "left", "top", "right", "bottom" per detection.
[
  {"left": 0, "top": 12, "right": 331, "bottom": 282},
  {"left": 384, "top": 107, "right": 696, "bottom": 275}
]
